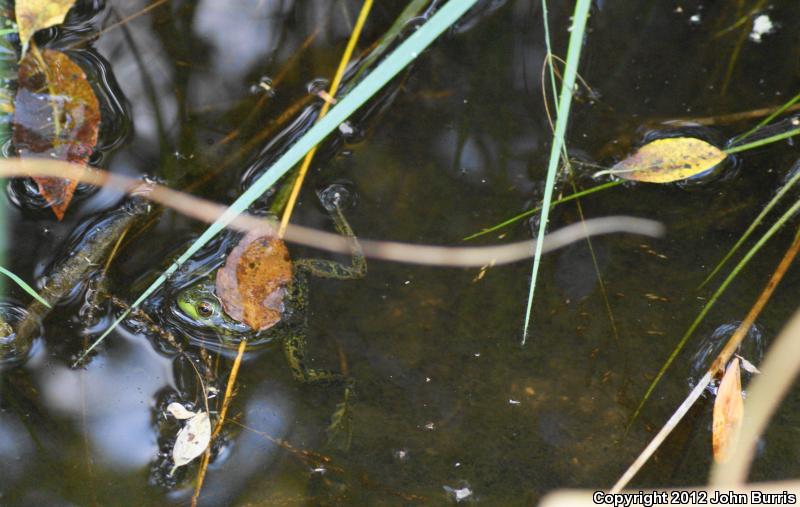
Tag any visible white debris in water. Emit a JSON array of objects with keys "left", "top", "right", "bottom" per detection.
[
  {"left": 689, "top": 13, "right": 701, "bottom": 24},
  {"left": 338, "top": 122, "right": 354, "bottom": 135},
  {"left": 169, "top": 410, "right": 211, "bottom": 476},
  {"left": 166, "top": 402, "right": 196, "bottom": 420},
  {"left": 749, "top": 14, "right": 774, "bottom": 43},
  {"left": 509, "top": 399, "right": 521, "bottom": 405},
  {"left": 444, "top": 485, "right": 473, "bottom": 503}
]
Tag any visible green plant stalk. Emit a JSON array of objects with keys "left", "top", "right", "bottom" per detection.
[
  {"left": 724, "top": 127, "right": 800, "bottom": 154},
  {"left": 700, "top": 165, "right": 800, "bottom": 289},
  {"left": 0, "top": 266, "right": 49, "bottom": 307},
  {"left": 464, "top": 180, "right": 622, "bottom": 240},
  {"left": 629, "top": 195, "right": 800, "bottom": 426},
  {"left": 74, "top": 0, "right": 482, "bottom": 365},
  {"left": 731, "top": 89, "right": 800, "bottom": 145},
  {"left": 522, "top": 0, "right": 591, "bottom": 344}
]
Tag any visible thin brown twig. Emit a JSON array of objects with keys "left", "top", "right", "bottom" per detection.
[
  {"left": 66, "top": 0, "right": 170, "bottom": 51},
  {"left": 191, "top": 339, "right": 247, "bottom": 507},
  {"left": 0, "top": 159, "right": 663, "bottom": 267}
]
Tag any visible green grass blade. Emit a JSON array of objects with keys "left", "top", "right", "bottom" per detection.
[
  {"left": 731, "top": 89, "right": 800, "bottom": 145},
  {"left": 724, "top": 127, "right": 800, "bottom": 155},
  {"left": 522, "top": 0, "right": 591, "bottom": 344},
  {"left": 0, "top": 266, "right": 50, "bottom": 308},
  {"left": 629, "top": 195, "right": 800, "bottom": 426},
  {"left": 464, "top": 180, "right": 622, "bottom": 241},
  {"left": 699, "top": 166, "right": 800, "bottom": 289},
  {"left": 74, "top": 0, "right": 481, "bottom": 365}
]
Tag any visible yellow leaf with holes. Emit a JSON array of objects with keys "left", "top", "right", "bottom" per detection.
[
  {"left": 16, "top": 0, "right": 76, "bottom": 52},
  {"left": 712, "top": 358, "right": 743, "bottom": 463},
  {"left": 598, "top": 137, "right": 727, "bottom": 183}
]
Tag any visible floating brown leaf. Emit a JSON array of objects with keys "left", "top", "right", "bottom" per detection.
[
  {"left": 16, "top": 0, "right": 76, "bottom": 52},
  {"left": 216, "top": 232, "right": 293, "bottom": 331},
  {"left": 712, "top": 358, "right": 744, "bottom": 463},
  {"left": 595, "top": 137, "right": 727, "bottom": 183},
  {"left": 13, "top": 48, "right": 100, "bottom": 220}
]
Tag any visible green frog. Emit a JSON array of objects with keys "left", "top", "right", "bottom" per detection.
[{"left": 167, "top": 191, "right": 366, "bottom": 387}]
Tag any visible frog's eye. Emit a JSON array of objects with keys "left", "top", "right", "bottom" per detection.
[{"left": 196, "top": 300, "right": 214, "bottom": 318}]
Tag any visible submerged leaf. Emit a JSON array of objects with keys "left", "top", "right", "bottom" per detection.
[
  {"left": 16, "top": 0, "right": 76, "bottom": 52},
  {"left": 13, "top": 48, "right": 100, "bottom": 220},
  {"left": 712, "top": 358, "right": 743, "bottom": 463},
  {"left": 215, "top": 231, "right": 293, "bottom": 331},
  {"left": 170, "top": 410, "right": 210, "bottom": 475},
  {"left": 596, "top": 137, "right": 727, "bottom": 183}
]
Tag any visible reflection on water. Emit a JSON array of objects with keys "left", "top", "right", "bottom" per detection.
[{"left": 36, "top": 326, "right": 172, "bottom": 470}]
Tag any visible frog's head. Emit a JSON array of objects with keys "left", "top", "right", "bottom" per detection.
[{"left": 171, "top": 276, "right": 256, "bottom": 344}]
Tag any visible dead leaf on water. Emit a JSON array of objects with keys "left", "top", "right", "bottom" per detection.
[
  {"left": 166, "top": 402, "right": 197, "bottom": 420},
  {"left": 16, "top": 0, "right": 76, "bottom": 53},
  {"left": 736, "top": 354, "right": 761, "bottom": 375},
  {"left": 216, "top": 231, "right": 293, "bottom": 331},
  {"left": 712, "top": 358, "right": 744, "bottom": 463},
  {"left": 13, "top": 48, "right": 100, "bottom": 220},
  {"left": 594, "top": 137, "right": 727, "bottom": 183},
  {"left": 170, "top": 410, "right": 210, "bottom": 475}
]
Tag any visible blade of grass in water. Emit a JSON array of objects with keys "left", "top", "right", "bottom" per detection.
[
  {"left": 629, "top": 195, "right": 800, "bottom": 426},
  {"left": 522, "top": 0, "right": 591, "bottom": 344},
  {"left": 699, "top": 164, "right": 800, "bottom": 289},
  {"left": 74, "top": 0, "right": 482, "bottom": 365},
  {"left": 0, "top": 266, "right": 50, "bottom": 308},
  {"left": 464, "top": 180, "right": 622, "bottom": 240},
  {"left": 724, "top": 126, "right": 800, "bottom": 155},
  {"left": 730, "top": 89, "right": 800, "bottom": 145}
]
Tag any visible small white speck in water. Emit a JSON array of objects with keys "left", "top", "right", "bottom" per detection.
[
  {"left": 689, "top": 13, "right": 701, "bottom": 24},
  {"left": 750, "top": 14, "right": 775, "bottom": 43},
  {"left": 338, "top": 122, "right": 354, "bottom": 135},
  {"left": 444, "top": 485, "right": 473, "bottom": 503}
]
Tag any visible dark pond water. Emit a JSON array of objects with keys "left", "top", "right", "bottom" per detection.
[{"left": 2, "top": 1, "right": 800, "bottom": 505}]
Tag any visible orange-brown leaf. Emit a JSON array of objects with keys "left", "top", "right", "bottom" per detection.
[
  {"left": 16, "top": 0, "right": 76, "bottom": 52},
  {"left": 215, "top": 232, "right": 293, "bottom": 331},
  {"left": 712, "top": 358, "right": 744, "bottom": 463},
  {"left": 598, "top": 137, "right": 727, "bottom": 183},
  {"left": 13, "top": 48, "right": 100, "bottom": 220}
]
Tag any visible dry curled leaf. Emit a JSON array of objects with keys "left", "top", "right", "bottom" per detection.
[
  {"left": 13, "top": 48, "right": 100, "bottom": 220},
  {"left": 16, "top": 0, "right": 76, "bottom": 53},
  {"left": 166, "top": 402, "right": 196, "bottom": 420},
  {"left": 595, "top": 137, "right": 727, "bottom": 183},
  {"left": 216, "top": 231, "right": 293, "bottom": 331},
  {"left": 170, "top": 410, "right": 210, "bottom": 476},
  {"left": 712, "top": 358, "right": 744, "bottom": 463},
  {"left": 736, "top": 354, "right": 761, "bottom": 375}
]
